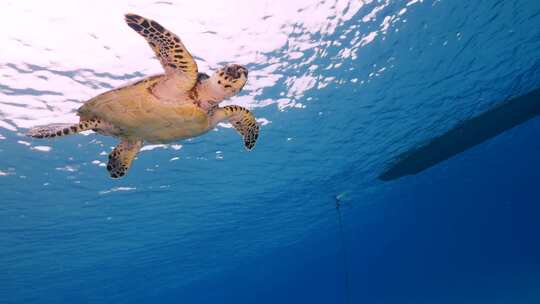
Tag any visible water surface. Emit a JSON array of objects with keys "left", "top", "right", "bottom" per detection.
[{"left": 1, "top": 1, "right": 540, "bottom": 303}]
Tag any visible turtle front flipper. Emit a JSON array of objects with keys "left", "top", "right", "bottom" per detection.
[
  {"left": 27, "top": 119, "right": 103, "bottom": 139},
  {"left": 124, "top": 13, "right": 198, "bottom": 92},
  {"left": 107, "top": 139, "right": 143, "bottom": 178},
  {"left": 210, "top": 106, "right": 260, "bottom": 150}
]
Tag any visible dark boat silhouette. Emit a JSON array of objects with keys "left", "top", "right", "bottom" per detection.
[{"left": 379, "top": 87, "right": 540, "bottom": 181}]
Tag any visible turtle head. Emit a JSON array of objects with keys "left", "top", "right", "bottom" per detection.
[{"left": 198, "top": 64, "right": 248, "bottom": 103}]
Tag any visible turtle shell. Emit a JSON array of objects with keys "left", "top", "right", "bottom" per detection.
[{"left": 78, "top": 75, "right": 210, "bottom": 143}]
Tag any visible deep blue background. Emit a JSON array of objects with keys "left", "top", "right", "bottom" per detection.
[
  {"left": 179, "top": 118, "right": 540, "bottom": 304},
  {"left": 1, "top": 0, "right": 540, "bottom": 303}
]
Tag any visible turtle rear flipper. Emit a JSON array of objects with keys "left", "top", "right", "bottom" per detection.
[
  {"left": 107, "top": 139, "right": 143, "bottom": 178},
  {"left": 27, "top": 119, "right": 103, "bottom": 139}
]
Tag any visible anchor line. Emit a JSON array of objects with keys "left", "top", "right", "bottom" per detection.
[{"left": 336, "top": 198, "right": 351, "bottom": 304}]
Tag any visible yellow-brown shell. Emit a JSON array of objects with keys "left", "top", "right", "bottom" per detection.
[{"left": 78, "top": 75, "right": 210, "bottom": 143}]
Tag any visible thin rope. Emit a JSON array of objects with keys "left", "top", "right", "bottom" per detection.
[{"left": 336, "top": 197, "right": 351, "bottom": 304}]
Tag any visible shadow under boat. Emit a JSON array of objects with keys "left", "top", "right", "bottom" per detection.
[{"left": 379, "top": 87, "right": 540, "bottom": 181}]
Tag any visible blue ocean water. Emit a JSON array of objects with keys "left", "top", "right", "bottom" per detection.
[{"left": 1, "top": 0, "right": 540, "bottom": 303}]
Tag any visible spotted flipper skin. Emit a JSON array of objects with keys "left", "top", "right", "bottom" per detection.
[
  {"left": 211, "top": 105, "right": 259, "bottom": 150},
  {"left": 107, "top": 139, "right": 143, "bottom": 179},
  {"left": 124, "top": 13, "right": 198, "bottom": 91},
  {"left": 26, "top": 119, "right": 103, "bottom": 139}
]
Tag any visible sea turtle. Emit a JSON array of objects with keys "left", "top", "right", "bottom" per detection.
[{"left": 27, "top": 13, "right": 259, "bottom": 178}]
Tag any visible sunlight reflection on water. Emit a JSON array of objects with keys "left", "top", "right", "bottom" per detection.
[
  {"left": 0, "top": 0, "right": 418, "bottom": 132},
  {"left": 3, "top": 1, "right": 540, "bottom": 302}
]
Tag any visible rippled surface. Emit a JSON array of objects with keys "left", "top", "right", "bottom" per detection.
[{"left": 2, "top": 1, "right": 540, "bottom": 303}]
